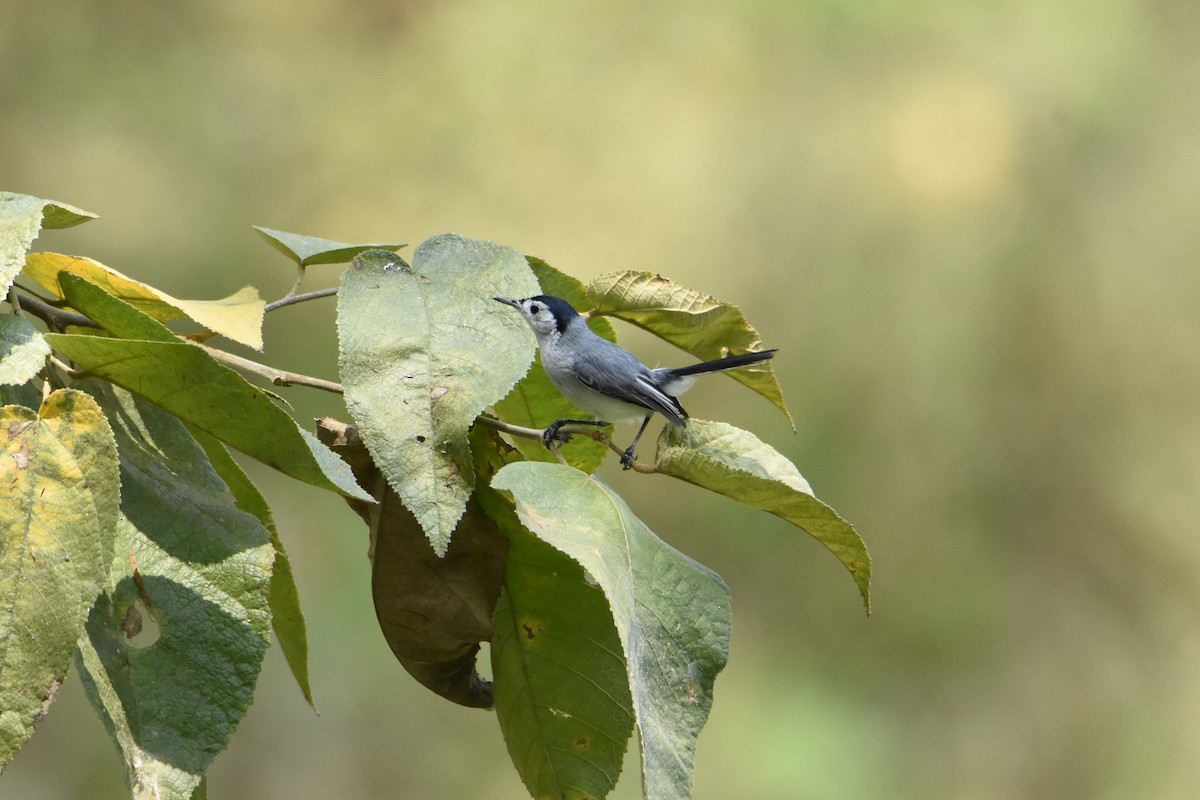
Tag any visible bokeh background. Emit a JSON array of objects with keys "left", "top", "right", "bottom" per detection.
[{"left": 3, "top": 1, "right": 1198, "bottom": 798}]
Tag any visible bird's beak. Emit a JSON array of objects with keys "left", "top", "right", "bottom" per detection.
[{"left": 493, "top": 297, "right": 521, "bottom": 309}]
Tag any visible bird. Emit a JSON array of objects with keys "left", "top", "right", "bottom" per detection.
[{"left": 494, "top": 294, "right": 776, "bottom": 469}]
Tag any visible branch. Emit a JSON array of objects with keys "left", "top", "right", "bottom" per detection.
[
  {"left": 7, "top": 289, "right": 97, "bottom": 331},
  {"left": 264, "top": 287, "right": 338, "bottom": 313},
  {"left": 475, "top": 415, "right": 657, "bottom": 473},
  {"left": 195, "top": 342, "right": 345, "bottom": 394}
]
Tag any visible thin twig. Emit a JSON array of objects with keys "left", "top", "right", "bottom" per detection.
[
  {"left": 264, "top": 286, "right": 338, "bottom": 313},
  {"left": 475, "top": 415, "right": 656, "bottom": 473},
  {"left": 195, "top": 342, "right": 345, "bottom": 394}
]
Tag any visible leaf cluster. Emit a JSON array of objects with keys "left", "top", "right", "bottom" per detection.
[{"left": 0, "top": 192, "right": 869, "bottom": 800}]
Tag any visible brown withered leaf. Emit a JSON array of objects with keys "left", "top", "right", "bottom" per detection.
[{"left": 316, "top": 418, "right": 508, "bottom": 708}]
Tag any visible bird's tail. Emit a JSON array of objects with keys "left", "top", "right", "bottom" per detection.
[
  {"left": 655, "top": 349, "right": 776, "bottom": 396},
  {"left": 665, "top": 349, "right": 777, "bottom": 378}
]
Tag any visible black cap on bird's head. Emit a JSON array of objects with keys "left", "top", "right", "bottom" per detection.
[{"left": 493, "top": 294, "right": 579, "bottom": 336}]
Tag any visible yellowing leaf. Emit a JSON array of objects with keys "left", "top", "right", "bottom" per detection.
[
  {"left": 23, "top": 252, "right": 265, "bottom": 350},
  {"left": 0, "top": 389, "right": 119, "bottom": 768}
]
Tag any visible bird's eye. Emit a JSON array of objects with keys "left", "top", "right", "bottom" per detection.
[{"left": 529, "top": 304, "right": 541, "bottom": 315}]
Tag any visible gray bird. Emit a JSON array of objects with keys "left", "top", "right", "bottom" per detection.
[{"left": 494, "top": 295, "right": 776, "bottom": 469}]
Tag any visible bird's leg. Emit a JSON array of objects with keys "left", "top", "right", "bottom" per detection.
[
  {"left": 620, "top": 415, "right": 653, "bottom": 470},
  {"left": 543, "top": 418, "right": 609, "bottom": 449}
]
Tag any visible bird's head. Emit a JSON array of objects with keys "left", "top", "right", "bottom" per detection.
[{"left": 493, "top": 295, "right": 580, "bottom": 339}]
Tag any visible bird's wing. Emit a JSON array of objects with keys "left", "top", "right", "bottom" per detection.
[{"left": 571, "top": 345, "right": 687, "bottom": 425}]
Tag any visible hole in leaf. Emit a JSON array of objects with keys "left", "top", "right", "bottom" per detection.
[{"left": 123, "top": 600, "right": 161, "bottom": 648}]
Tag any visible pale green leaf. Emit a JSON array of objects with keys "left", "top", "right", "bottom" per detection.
[
  {"left": 493, "top": 462, "right": 730, "bottom": 800},
  {"left": 43, "top": 334, "right": 370, "bottom": 501},
  {"left": 656, "top": 419, "right": 871, "bottom": 613},
  {"left": 586, "top": 271, "right": 792, "bottom": 428},
  {"left": 254, "top": 226, "right": 406, "bottom": 267},
  {"left": 24, "top": 252, "right": 265, "bottom": 350},
  {"left": 337, "top": 236, "right": 539, "bottom": 553},
  {"left": 0, "top": 389, "right": 119, "bottom": 768},
  {"left": 0, "top": 315, "right": 51, "bottom": 385},
  {"left": 493, "top": 257, "right": 616, "bottom": 472},
  {"left": 0, "top": 192, "right": 97, "bottom": 293},
  {"left": 192, "top": 429, "right": 314, "bottom": 709},
  {"left": 76, "top": 385, "right": 273, "bottom": 799}
]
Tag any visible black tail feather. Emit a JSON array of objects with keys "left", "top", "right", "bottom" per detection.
[{"left": 665, "top": 349, "right": 777, "bottom": 378}]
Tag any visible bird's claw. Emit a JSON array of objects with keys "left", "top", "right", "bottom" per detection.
[
  {"left": 542, "top": 421, "right": 569, "bottom": 449},
  {"left": 620, "top": 448, "right": 636, "bottom": 470}
]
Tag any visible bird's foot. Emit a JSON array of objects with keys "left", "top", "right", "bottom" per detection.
[
  {"left": 542, "top": 420, "right": 569, "bottom": 448},
  {"left": 542, "top": 418, "right": 609, "bottom": 450},
  {"left": 620, "top": 446, "right": 637, "bottom": 470}
]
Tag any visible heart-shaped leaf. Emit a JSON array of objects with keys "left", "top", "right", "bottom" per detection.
[
  {"left": 75, "top": 384, "right": 273, "bottom": 799},
  {"left": 337, "top": 236, "right": 539, "bottom": 552}
]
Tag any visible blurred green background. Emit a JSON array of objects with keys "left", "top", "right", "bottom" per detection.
[{"left": 4, "top": 1, "right": 1198, "bottom": 798}]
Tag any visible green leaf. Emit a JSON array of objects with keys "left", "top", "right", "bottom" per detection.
[
  {"left": 0, "top": 315, "right": 51, "bottom": 385},
  {"left": 1, "top": 192, "right": 97, "bottom": 293},
  {"left": 492, "top": 462, "right": 731, "bottom": 800},
  {"left": 253, "top": 226, "right": 406, "bottom": 267},
  {"left": 58, "top": 272, "right": 178, "bottom": 343},
  {"left": 76, "top": 385, "right": 273, "bottom": 799},
  {"left": 656, "top": 420, "right": 871, "bottom": 613},
  {"left": 192, "top": 428, "right": 314, "bottom": 709},
  {"left": 0, "top": 389, "right": 119, "bottom": 769},
  {"left": 493, "top": 258, "right": 616, "bottom": 472},
  {"left": 491, "top": 534, "right": 635, "bottom": 800},
  {"left": 586, "top": 271, "right": 792, "bottom": 428},
  {"left": 474, "top": 423, "right": 634, "bottom": 797},
  {"left": 43, "top": 334, "right": 370, "bottom": 501},
  {"left": 0, "top": 381, "right": 43, "bottom": 409},
  {"left": 24, "top": 252, "right": 265, "bottom": 350},
  {"left": 337, "top": 236, "right": 539, "bottom": 553}
]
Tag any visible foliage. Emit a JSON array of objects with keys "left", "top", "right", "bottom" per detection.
[{"left": 0, "top": 191, "right": 868, "bottom": 800}]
